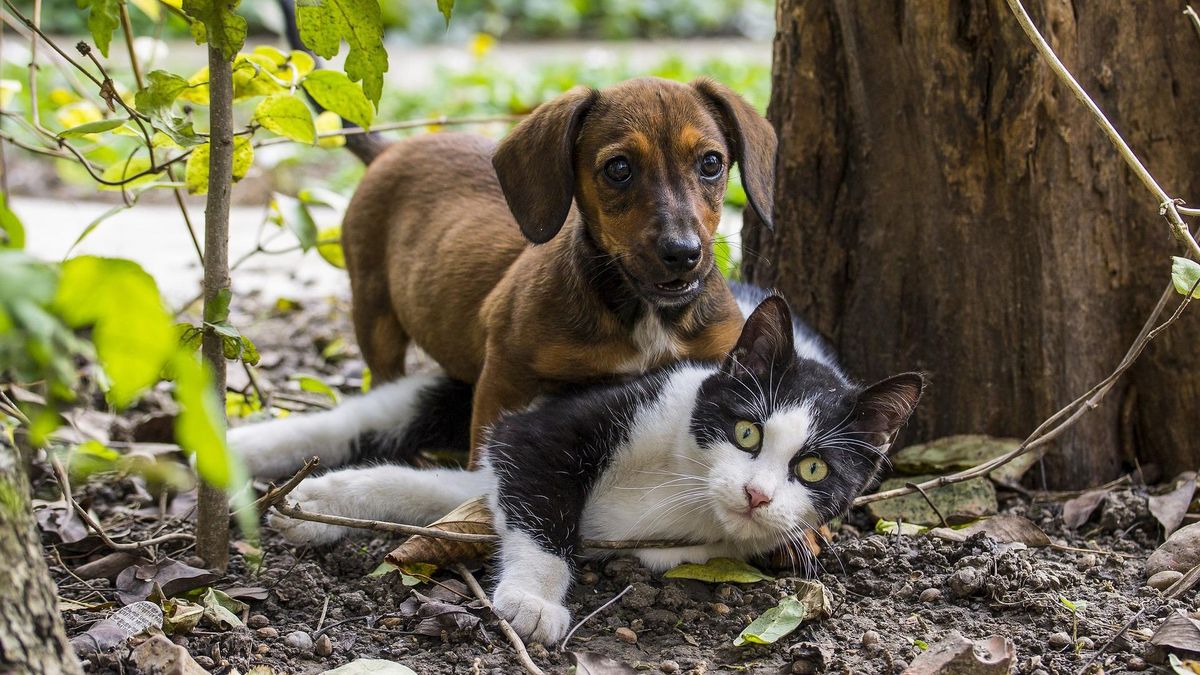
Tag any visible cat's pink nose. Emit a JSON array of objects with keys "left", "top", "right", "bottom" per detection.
[{"left": 744, "top": 485, "right": 772, "bottom": 510}]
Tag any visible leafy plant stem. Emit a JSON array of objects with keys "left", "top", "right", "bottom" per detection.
[
  {"left": 194, "top": 41, "right": 233, "bottom": 572},
  {"left": 119, "top": 4, "right": 143, "bottom": 90}
]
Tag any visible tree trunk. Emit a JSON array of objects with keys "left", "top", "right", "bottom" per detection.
[
  {"left": 195, "top": 42, "right": 233, "bottom": 570},
  {"left": 745, "top": 0, "right": 1200, "bottom": 489},
  {"left": 0, "top": 443, "right": 84, "bottom": 674}
]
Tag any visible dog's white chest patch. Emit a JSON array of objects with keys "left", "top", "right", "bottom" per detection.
[{"left": 620, "top": 312, "right": 683, "bottom": 373}]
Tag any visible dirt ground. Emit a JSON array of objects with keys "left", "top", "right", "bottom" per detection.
[{"left": 37, "top": 293, "right": 1200, "bottom": 674}]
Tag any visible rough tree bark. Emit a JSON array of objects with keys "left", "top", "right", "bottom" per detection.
[
  {"left": 745, "top": 1, "right": 1200, "bottom": 489},
  {"left": 195, "top": 42, "right": 233, "bottom": 570},
  {"left": 0, "top": 442, "right": 84, "bottom": 673}
]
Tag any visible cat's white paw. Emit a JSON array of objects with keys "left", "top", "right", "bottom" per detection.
[
  {"left": 266, "top": 478, "right": 349, "bottom": 545},
  {"left": 492, "top": 583, "right": 571, "bottom": 646}
]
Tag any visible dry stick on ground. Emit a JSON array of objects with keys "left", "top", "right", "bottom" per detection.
[
  {"left": 50, "top": 456, "right": 194, "bottom": 551},
  {"left": 559, "top": 584, "right": 633, "bottom": 652},
  {"left": 245, "top": 457, "right": 320, "bottom": 516},
  {"left": 1079, "top": 608, "right": 1145, "bottom": 674},
  {"left": 1166, "top": 562, "right": 1200, "bottom": 600},
  {"left": 271, "top": 503, "right": 702, "bottom": 550},
  {"left": 195, "top": 39, "right": 235, "bottom": 572},
  {"left": 455, "top": 563, "right": 545, "bottom": 675}
]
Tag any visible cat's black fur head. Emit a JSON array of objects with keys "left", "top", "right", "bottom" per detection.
[{"left": 691, "top": 295, "right": 925, "bottom": 529}]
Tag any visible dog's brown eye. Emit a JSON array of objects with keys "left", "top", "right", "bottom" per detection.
[
  {"left": 604, "top": 157, "right": 632, "bottom": 184},
  {"left": 699, "top": 152, "right": 723, "bottom": 179}
]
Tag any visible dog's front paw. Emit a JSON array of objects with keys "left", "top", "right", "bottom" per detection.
[
  {"left": 492, "top": 582, "right": 571, "bottom": 646},
  {"left": 266, "top": 478, "right": 349, "bottom": 546}
]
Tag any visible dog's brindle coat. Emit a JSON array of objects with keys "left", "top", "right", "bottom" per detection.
[{"left": 342, "top": 77, "right": 776, "bottom": 462}]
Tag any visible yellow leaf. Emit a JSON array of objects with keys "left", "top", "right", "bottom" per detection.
[
  {"left": 316, "top": 226, "right": 345, "bottom": 268},
  {"left": 469, "top": 33, "right": 495, "bottom": 59},
  {"left": 178, "top": 67, "right": 210, "bottom": 105},
  {"left": 185, "top": 138, "right": 253, "bottom": 194},
  {"left": 315, "top": 111, "right": 345, "bottom": 148},
  {"left": 128, "top": 0, "right": 159, "bottom": 20},
  {"left": 55, "top": 102, "right": 103, "bottom": 130},
  {"left": 0, "top": 80, "right": 22, "bottom": 108},
  {"left": 49, "top": 88, "right": 80, "bottom": 106}
]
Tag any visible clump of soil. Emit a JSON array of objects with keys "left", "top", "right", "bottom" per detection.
[{"left": 40, "top": 294, "right": 1196, "bottom": 674}]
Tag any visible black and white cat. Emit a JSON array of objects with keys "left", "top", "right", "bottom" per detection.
[{"left": 236, "top": 288, "right": 923, "bottom": 645}]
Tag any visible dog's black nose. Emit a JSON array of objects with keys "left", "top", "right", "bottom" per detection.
[{"left": 657, "top": 235, "right": 702, "bottom": 274}]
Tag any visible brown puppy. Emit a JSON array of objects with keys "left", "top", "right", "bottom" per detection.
[{"left": 341, "top": 77, "right": 776, "bottom": 461}]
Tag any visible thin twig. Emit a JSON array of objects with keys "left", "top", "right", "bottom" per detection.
[
  {"left": 455, "top": 563, "right": 545, "bottom": 675},
  {"left": 246, "top": 457, "right": 320, "bottom": 516},
  {"left": 1078, "top": 608, "right": 1143, "bottom": 674},
  {"left": 271, "top": 503, "right": 700, "bottom": 549},
  {"left": 254, "top": 114, "right": 523, "bottom": 149},
  {"left": 1005, "top": 0, "right": 1200, "bottom": 259},
  {"left": 905, "top": 482, "right": 949, "bottom": 528},
  {"left": 1185, "top": 6, "right": 1200, "bottom": 44},
  {"left": 559, "top": 584, "right": 632, "bottom": 652},
  {"left": 50, "top": 455, "right": 194, "bottom": 551},
  {"left": 1166, "top": 561, "right": 1200, "bottom": 600},
  {"left": 316, "top": 595, "right": 331, "bottom": 633}
]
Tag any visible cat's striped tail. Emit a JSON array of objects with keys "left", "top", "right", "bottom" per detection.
[{"left": 229, "top": 375, "right": 473, "bottom": 479}]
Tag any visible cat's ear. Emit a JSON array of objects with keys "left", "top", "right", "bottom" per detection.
[
  {"left": 853, "top": 372, "right": 926, "bottom": 443},
  {"left": 722, "top": 295, "right": 795, "bottom": 379}
]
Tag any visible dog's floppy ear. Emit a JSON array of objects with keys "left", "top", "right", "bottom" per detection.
[
  {"left": 691, "top": 78, "right": 777, "bottom": 230},
  {"left": 492, "top": 87, "right": 598, "bottom": 244}
]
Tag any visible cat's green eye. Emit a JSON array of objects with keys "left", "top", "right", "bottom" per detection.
[
  {"left": 795, "top": 457, "right": 829, "bottom": 482},
  {"left": 734, "top": 420, "right": 761, "bottom": 450}
]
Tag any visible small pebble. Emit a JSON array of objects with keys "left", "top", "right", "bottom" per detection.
[
  {"left": 712, "top": 602, "right": 731, "bottom": 616},
  {"left": 790, "top": 660, "right": 817, "bottom": 674},
  {"left": 1147, "top": 570, "right": 1183, "bottom": 590},
  {"left": 629, "top": 618, "right": 645, "bottom": 632},
  {"left": 1047, "top": 631, "right": 1072, "bottom": 649},
  {"left": 194, "top": 656, "right": 215, "bottom": 669},
  {"left": 948, "top": 567, "right": 983, "bottom": 598},
  {"left": 919, "top": 588, "right": 941, "bottom": 603},
  {"left": 861, "top": 630, "right": 880, "bottom": 649},
  {"left": 247, "top": 614, "right": 270, "bottom": 629},
  {"left": 659, "top": 660, "right": 679, "bottom": 673},
  {"left": 579, "top": 571, "right": 599, "bottom": 585},
  {"left": 1077, "top": 553, "right": 1098, "bottom": 570},
  {"left": 255, "top": 627, "right": 279, "bottom": 639},
  {"left": 615, "top": 627, "right": 638, "bottom": 644},
  {"left": 314, "top": 634, "right": 333, "bottom": 657},
  {"left": 255, "top": 645, "right": 270, "bottom": 655},
  {"left": 1075, "top": 636, "right": 1094, "bottom": 650},
  {"left": 1126, "top": 656, "right": 1148, "bottom": 671},
  {"left": 284, "top": 631, "right": 313, "bottom": 652}
]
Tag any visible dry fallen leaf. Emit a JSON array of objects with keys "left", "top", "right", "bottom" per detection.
[
  {"left": 902, "top": 631, "right": 1016, "bottom": 674},
  {"left": 409, "top": 590, "right": 481, "bottom": 637},
  {"left": 1062, "top": 487, "right": 1111, "bottom": 529},
  {"left": 1149, "top": 473, "right": 1197, "bottom": 538},
  {"left": 570, "top": 652, "right": 638, "bottom": 674},
  {"left": 131, "top": 634, "right": 208, "bottom": 675},
  {"left": 1149, "top": 610, "right": 1200, "bottom": 663},
  {"left": 929, "top": 515, "right": 1051, "bottom": 547},
  {"left": 115, "top": 558, "right": 218, "bottom": 605},
  {"left": 386, "top": 497, "right": 495, "bottom": 566}
]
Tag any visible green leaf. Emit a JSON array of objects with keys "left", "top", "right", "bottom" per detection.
[
  {"left": 913, "top": 638, "right": 929, "bottom": 650},
  {"left": 0, "top": 192, "right": 25, "bottom": 249},
  {"left": 663, "top": 558, "right": 773, "bottom": 584},
  {"left": 295, "top": 0, "right": 388, "bottom": 106},
  {"left": 437, "top": 0, "right": 453, "bottom": 26},
  {"left": 302, "top": 70, "right": 374, "bottom": 129},
  {"left": 317, "top": 226, "right": 346, "bottom": 269},
  {"left": 733, "top": 581, "right": 831, "bottom": 646},
  {"left": 1057, "top": 595, "right": 1087, "bottom": 613},
  {"left": 254, "top": 94, "right": 315, "bottom": 144},
  {"left": 135, "top": 71, "right": 190, "bottom": 115},
  {"left": 292, "top": 374, "right": 339, "bottom": 404},
  {"left": 368, "top": 561, "right": 397, "bottom": 578},
  {"left": 76, "top": 0, "right": 121, "bottom": 57},
  {"left": 874, "top": 519, "right": 928, "bottom": 536},
  {"left": 231, "top": 54, "right": 286, "bottom": 100},
  {"left": 1171, "top": 256, "right": 1200, "bottom": 298},
  {"left": 182, "top": 0, "right": 248, "bottom": 59},
  {"left": 733, "top": 596, "right": 807, "bottom": 646},
  {"left": 204, "top": 287, "right": 232, "bottom": 324},
  {"left": 185, "top": 138, "right": 253, "bottom": 195},
  {"left": 271, "top": 193, "right": 318, "bottom": 250},
  {"left": 200, "top": 588, "right": 247, "bottom": 629},
  {"left": 52, "top": 257, "right": 177, "bottom": 408},
  {"left": 58, "top": 118, "right": 128, "bottom": 138}
]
